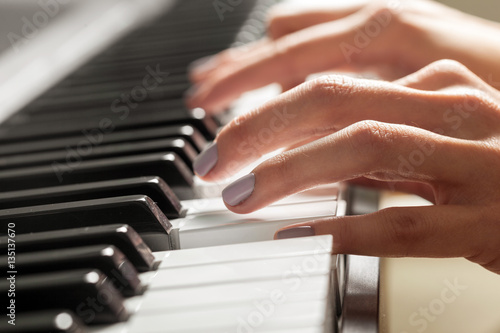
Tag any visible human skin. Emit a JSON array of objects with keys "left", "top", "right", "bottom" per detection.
[
  {"left": 187, "top": 1, "right": 500, "bottom": 274},
  {"left": 187, "top": 0, "right": 500, "bottom": 112}
]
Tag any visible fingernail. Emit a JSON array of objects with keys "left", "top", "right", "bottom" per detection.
[
  {"left": 188, "top": 55, "right": 217, "bottom": 73},
  {"left": 276, "top": 226, "right": 315, "bottom": 239},
  {"left": 193, "top": 142, "right": 218, "bottom": 177},
  {"left": 222, "top": 173, "right": 255, "bottom": 206}
]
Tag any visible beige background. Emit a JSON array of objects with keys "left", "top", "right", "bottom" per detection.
[
  {"left": 379, "top": 193, "right": 500, "bottom": 333},
  {"left": 437, "top": 0, "right": 500, "bottom": 21}
]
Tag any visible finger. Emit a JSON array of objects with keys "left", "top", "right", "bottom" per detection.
[
  {"left": 195, "top": 76, "right": 467, "bottom": 181},
  {"left": 186, "top": 7, "right": 399, "bottom": 112},
  {"left": 394, "top": 59, "right": 488, "bottom": 91},
  {"left": 274, "top": 205, "right": 488, "bottom": 260},
  {"left": 190, "top": 3, "right": 364, "bottom": 83},
  {"left": 189, "top": 39, "right": 271, "bottom": 83},
  {"left": 267, "top": 2, "right": 363, "bottom": 39},
  {"left": 220, "top": 121, "right": 470, "bottom": 213},
  {"left": 346, "top": 177, "right": 436, "bottom": 203}
]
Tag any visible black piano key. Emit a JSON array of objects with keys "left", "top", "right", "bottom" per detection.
[
  {"left": 0, "top": 195, "right": 173, "bottom": 251},
  {"left": 0, "top": 137, "right": 198, "bottom": 172},
  {"left": 0, "top": 152, "right": 194, "bottom": 196},
  {"left": 0, "top": 245, "right": 143, "bottom": 297},
  {"left": 40, "top": 70, "right": 187, "bottom": 100},
  {"left": 0, "top": 310, "right": 87, "bottom": 333},
  {"left": 0, "top": 176, "right": 183, "bottom": 219},
  {"left": 0, "top": 124, "right": 207, "bottom": 157},
  {"left": 0, "top": 224, "right": 155, "bottom": 272},
  {"left": 1, "top": 107, "right": 217, "bottom": 142},
  {"left": 0, "top": 269, "right": 129, "bottom": 325},
  {"left": 30, "top": 79, "right": 189, "bottom": 111},
  {"left": 18, "top": 95, "right": 185, "bottom": 118}
]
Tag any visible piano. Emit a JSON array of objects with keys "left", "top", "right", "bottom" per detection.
[{"left": 0, "top": 0, "right": 379, "bottom": 332}]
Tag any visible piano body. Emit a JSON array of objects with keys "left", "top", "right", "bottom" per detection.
[{"left": 0, "top": 1, "right": 379, "bottom": 332}]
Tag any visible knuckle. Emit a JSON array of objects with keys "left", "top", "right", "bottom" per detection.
[
  {"left": 446, "top": 89, "right": 498, "bottom": 118},
  {"left": 307, "top": 75, "right": 356, "bottom": 108},
  {"left": 360, "top": 1, "right": 406, "bottom": 38},
  {"left": 426, "top": 59, "right": 476, "bottom": 83},
  {"left": 348, "top": 120, "right": 396, "bottom": 154},
  {"left": 459, "top": 92, "right": 486, "bottom": 109},
  {"left": 430, "top": 59, "right": 469, "bottom": 73},
  {"left": 368, "top": 1, "right": 401, "bottom": 21},
  {"left": 382, "top": 208, "right": 430, "bottom": 253}
]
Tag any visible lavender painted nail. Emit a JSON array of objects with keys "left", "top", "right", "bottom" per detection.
[
  {"left": 193, "top": 142, "right": 218, "bottom": 177},
  {"left": 276, "top": 226, "right": 315, "bottom": 239},
  {"left": 222, "top": 173, "right": 255, "bottom": 206}
]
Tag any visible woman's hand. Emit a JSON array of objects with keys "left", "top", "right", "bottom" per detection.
[
  {"left": 193, "top": 60, "right": 500, "bottom": 274},
  {"left": 186, "top": 0, "right": 500, "bottom": 113}
]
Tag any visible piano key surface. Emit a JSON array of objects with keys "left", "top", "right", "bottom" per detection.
[
  {"left": 0, "top": 224, "right": 156, "bottom": 272},
  {"left": 91, "top": 235, "right": 336, "bottom": 333},
  {"left": 0, "top": 176, "right": 184, "bottom": 218}
]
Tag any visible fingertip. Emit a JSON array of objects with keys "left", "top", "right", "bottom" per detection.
[
  {"left": 222, "top": 173, "right": 256, "bottom": 207},
  {"left": 187, "top": 55, "right": 218, "bottom": 77},
  {"left": 275, "top": 225, "right": 316, "bottom": 240},
  {"left": 184, "top": 84, "right": 200, "bottom": 103},
  {"left": 193, "top": 142, "right": 218, "bottom": 177}
]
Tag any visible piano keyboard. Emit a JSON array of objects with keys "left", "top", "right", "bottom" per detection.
[{"left": 0, "top": 0, "right": 379, "bottom": 332}]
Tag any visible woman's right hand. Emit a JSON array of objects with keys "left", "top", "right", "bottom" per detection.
[{"left": 192, "top": 59, "right": 500, "bottom": 274}]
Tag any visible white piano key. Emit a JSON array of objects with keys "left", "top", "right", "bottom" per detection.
[
  {"left": 174, "top": 200, "right": 336, "bottom": 248},
  {"left": 90, "top": 324, "right": 328, "bottom": 333},
  {"left": 89, "top": 323, "right": 127, "bottom": 333},
  {"left": 138, "top": 271, "right": 158, "bottom": 286},
  {"left": 125, "top": 299, "right": 329, "bottom": 333},
  {"left": 156, "top": 235, "right": 333, "bottom": 269},
  {"left": 182, "top": 186, "right": 338, "bottom": 216},
  {"left": 91, "top": 236, "right": 335, "bottom": 333},
  {"left": 137, "top": 274, "right": 330, "bottom": 312},
  {"left": 149, "top": 253, "right": 333, "bottom": 290},
  {"left": 123, "top": 296, "right": 143, "bottom": 315}
]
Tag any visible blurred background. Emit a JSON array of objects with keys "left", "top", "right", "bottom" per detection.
[{"left": 1, "top": 0, "right": 500, "bottom": 55}]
